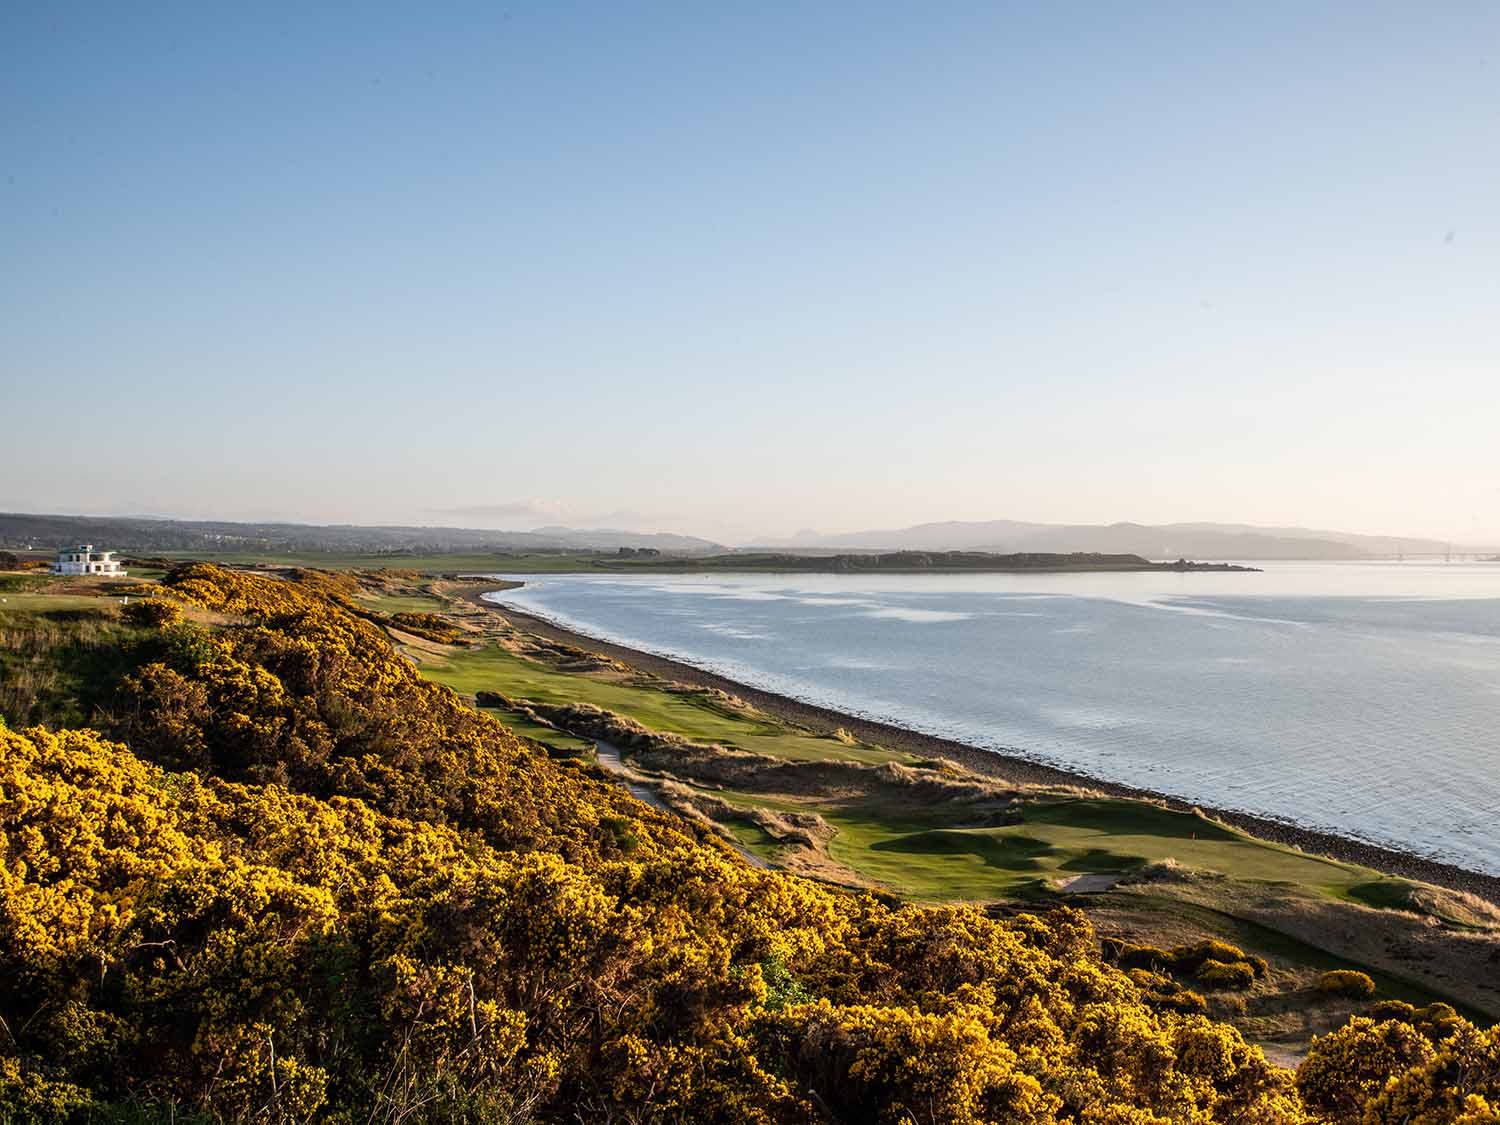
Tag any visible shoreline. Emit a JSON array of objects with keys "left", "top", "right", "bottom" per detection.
[{"left": 456, "top": 585, "right": 1500, "bottom": 905}]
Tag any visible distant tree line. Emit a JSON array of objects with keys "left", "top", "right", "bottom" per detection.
[
  {"left": 0, "top": 513, "right": 714, "bottom": 556},
  {"left": 601, "top": 551, "right": 1256, "bottom": 573}
]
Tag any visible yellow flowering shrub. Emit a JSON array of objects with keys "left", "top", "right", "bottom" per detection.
[
  {"left": 0, "top": 564, "right": 1478, "bottom": 1122},
  {"left": 120, "top": 597, "right": 183, "bottom": 628},
  {"left": 1317, "top": 969, "right": 1377, "bottom": 998},
  {"left": 1296, "top": 1017, "right": 1437, "bottom": 1121}
]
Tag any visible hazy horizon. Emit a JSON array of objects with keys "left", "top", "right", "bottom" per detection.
[
  {"left": 5, "top": 504, "right": 1497, "bottom": 554},
  {"left": 5, "top": 3, "right": 1497, "bottom": 544}
]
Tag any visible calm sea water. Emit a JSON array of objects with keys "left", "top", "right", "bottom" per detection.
[{"left": 484, "top": 563, "right": 1500, "bottom": 875}]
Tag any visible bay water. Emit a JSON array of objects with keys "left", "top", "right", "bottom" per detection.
[{"left": 485, "top": 562, "right": 1500, "bottom": 875}]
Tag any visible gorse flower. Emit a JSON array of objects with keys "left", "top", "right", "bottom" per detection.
[{"left": 0, "top": 565, "right": 1488, "bottom": 1122}]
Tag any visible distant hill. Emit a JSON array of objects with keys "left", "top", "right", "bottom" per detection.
[
  {"left": 760, "top": 520, "right": 1488, "bottom": 560},
  {"left": 596, "top": 550, "right": 1256, "bottom": 573},
  {"left": 0, "top": 512, "right": 722, "bottom": 556}
]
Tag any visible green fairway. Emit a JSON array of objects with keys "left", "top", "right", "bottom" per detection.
[
  {"left": 691, "top": 781, "right": 1380, "bottom": 902},
  {"left": 421, "top": 641, "right": 913, "bottom": 766},
  {"left": 0, "top": 593, "right": 126, "bottom": 614},
  {"left": 356, "top": 590, "right": 448, "bottom": 614},
  {"left": 477, "top": 704, "right": 594, "bottom": 754},
  {"left": 414, "top": 639, "right": 1391, "bottom": 907},
  {"left": 818, "top": 797, "right": 1375, "bottom": 901}
]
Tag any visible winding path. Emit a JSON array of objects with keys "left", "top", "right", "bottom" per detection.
[{"left": 592, "top": 740, "right": 770, "bottom": 869}]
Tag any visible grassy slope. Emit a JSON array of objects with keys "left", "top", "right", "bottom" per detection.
[
  {"left": 0, "top": 596, "right": 151, "bottom": 729},
  {"left": 819, "top": 798, "right": 1367, "bottom": 902},
  {"left": 420, "top": 642, "right": 1376, "bottom": 902}
]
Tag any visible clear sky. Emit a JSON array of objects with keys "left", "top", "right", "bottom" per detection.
[{"left": 3, "top": 2, "right": 1497, "bottom": 544}]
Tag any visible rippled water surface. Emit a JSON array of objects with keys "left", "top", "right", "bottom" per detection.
[{"left": 485, "top": 563, "right": 1500, "bottom": 874}]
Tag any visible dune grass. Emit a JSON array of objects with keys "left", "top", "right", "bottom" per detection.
[{"left": 0, "top": 600, "right": 150, "bottom": 729}]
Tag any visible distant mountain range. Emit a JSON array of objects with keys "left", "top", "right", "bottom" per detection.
[
  {"left": 4, "top": 511, "right": 1490, "bottom": 562},
  {"left": 756, "top": 520, "right": 1493, "bottom": 560},
  {"left": 0, "top": 513, "right": 722, "bottom": 556}
]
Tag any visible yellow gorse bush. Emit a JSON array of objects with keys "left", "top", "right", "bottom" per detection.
[{"left": 0, "top": 564, "right": 1490, "bottom": 1122}]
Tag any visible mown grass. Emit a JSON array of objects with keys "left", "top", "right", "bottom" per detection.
[
  {"left": 824, "top": 797, "right": 1374, "bottom": 902},
  {"left": 677, "top": 791, "right": 1379, "bottom": 903},
  {"left": 0, "top": 592, "right": 123, "bottom": 613},
  {"left": 356, "top": 591, "right": 449, "bottom": 615},
  {"left": 476, "top": 704, "right": 593, "bottom": 755},
  {"left": 422, "top": 641, "right": 913, "bottom": 766}
]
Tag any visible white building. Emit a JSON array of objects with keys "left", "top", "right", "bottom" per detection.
[{"left": 51, "top": 544, "right": 127, "bottom": 577}]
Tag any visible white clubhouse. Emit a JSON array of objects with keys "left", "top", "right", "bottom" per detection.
[{"left": 51, "top": 544, "right": 127, "bottom": 577}]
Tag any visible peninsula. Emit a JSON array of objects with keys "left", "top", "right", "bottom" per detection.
[{"left": 582, "top": 551, "right": 1261, "bottom": 573}]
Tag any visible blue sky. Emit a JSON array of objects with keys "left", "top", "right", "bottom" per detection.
[{"left": 3, "top": 2, "right": 1496, "bottom": 543}]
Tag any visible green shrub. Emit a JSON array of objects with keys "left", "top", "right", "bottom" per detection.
[
  {"left": 758, "top": 956, "right": 809, "bottom": 1011},
  {"left": 1195, "top": 960, "right": 1255, "bottom": 990},
  {"left": 1317, "top": 970, "right": 1376, "bottom": 998}
]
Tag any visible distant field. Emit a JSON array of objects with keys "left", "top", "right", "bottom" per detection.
[
  {"left": 100, "top": 547, "right": 1253, "bottom": 576},
  {"left": 144, "top": 550, "right": 615, "bottom": 573},
  {"left": 478, "top": 703, "right": 594, "bottom": 754}
]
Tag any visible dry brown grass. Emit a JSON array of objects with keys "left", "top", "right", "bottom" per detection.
[{"left": 1132, "top": 880, "right": 1500, "bottom": 1022}]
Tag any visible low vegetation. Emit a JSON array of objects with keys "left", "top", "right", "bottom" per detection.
[
  {"left": 0, "top": 563, "right": 1495, "bottom": 1122},
  {"left": 1320, "top": 970, "right": 1379, "bottom": 999},
  {"left": 414, "top": 582, "right": 1500, "bottom": 1050}
]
